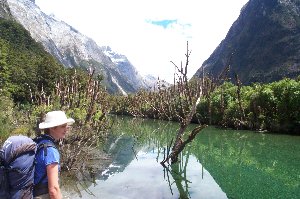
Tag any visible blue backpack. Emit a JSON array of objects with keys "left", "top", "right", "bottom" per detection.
[{"left": 0, "top": 135, "right": 56, "bottom": 199}]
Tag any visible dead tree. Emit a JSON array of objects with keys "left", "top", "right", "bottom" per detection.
[
  {"left": 234, "top": 73, "right": 246, "bottom": 128},
  {"left": 160, "top": 42, "right": 208, "bottom": 165}
]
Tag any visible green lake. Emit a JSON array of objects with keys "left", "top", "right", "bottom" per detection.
[{"left": 61, "top": 116, "right": 300, "bottom": 199}]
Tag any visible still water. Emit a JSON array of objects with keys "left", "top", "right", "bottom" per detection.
[{"left": 61, "top": 116, "right": 300, "bottom": 199}]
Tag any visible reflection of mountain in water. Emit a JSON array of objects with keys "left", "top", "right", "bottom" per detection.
[{"left": 100, "top": 135, "right": 137, "bottom": 180}]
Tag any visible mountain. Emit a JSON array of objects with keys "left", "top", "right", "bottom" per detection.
[
  {"left": 194, "top": 0, "right": 300, "bottom": 84},
  {"left": 0, "top": 0, "right": 12, "bottom": 20},
  {"left": 5, "top": 0, "right": 152, "bottom": 94},
  {"left": 101, "top": 46, "right": 155, "bottom": 91}
]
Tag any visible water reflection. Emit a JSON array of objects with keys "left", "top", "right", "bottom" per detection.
[
  {"left": 164, "top": 151, "right": 227, "bottom": 199},
  {"left": 101, "top": 136, "right": 136, "bottom": 180},
  {"left": 61, "top": 139, "right": 227, "bottom": 198},
  {"left": 61, "top": 118, "right": 227, "bottom": 198},
  {"left": 61, "top": 116, "right": 300, "bottom": 199}
]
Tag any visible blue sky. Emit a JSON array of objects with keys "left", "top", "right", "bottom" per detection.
[
  {"left": 35, "top": 0, "right": 249, "bottom": 83},
  {"left": 148, "top": 20, "right": 179, "bottom": 28}
]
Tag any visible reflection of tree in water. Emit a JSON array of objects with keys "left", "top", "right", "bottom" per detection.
[
  {"left": 162, "top": 149, "right": 195, "bottom": 199},
  {"left": 61, "top": 169, "right": 97, "bottom": 198}
]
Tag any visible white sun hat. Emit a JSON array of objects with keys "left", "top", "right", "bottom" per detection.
[{"left": 39, "top": 111, "right": 75, "bottom": 129}]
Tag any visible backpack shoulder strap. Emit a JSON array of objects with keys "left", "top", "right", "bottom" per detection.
[
  {"left": 34, "top": 134, "right": 57, "bottom": 157},
  {"left": 34, "top": 138, "right": 57, "bottom": 187},
  {"left": 0, "top": 156, "right": 4, "bottom": 167},
  {"left": 37, "top": 142, "right": 56, "bottom": 157}
]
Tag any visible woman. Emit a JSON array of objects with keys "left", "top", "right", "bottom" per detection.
[{"left": 33, "top": 111, "right": 74, "bottom": 199}]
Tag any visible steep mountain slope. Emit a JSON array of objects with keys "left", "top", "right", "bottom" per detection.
[
  {"left": 6, "top": 0, "right": 150, "bottom": 94},
  {"left": 0, "top": 0, "right": 12, "bottom": 19},
  {"left": 194, "top": 0, "right": 300, "bottom": 84}
]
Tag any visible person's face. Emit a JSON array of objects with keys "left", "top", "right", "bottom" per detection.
[{"left": 49, "top": 123, "right": 69, "bottom": 140}]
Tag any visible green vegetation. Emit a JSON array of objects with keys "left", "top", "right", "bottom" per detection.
[
  {"left": 197, "top": 78, "right": 300, "bottom": 134},
  {"left": 0, "top": 95, "right": 14, "bottom": 142},
  {"left": 110, "top": 77, "right": 300, "bottom": 135},
  {"left": 0, "top": 18, "right": 63, "bottom": 102}
]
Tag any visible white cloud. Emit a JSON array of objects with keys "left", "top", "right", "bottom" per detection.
[{"left": 35, "top": 0, "right": 249, "bottom": 83}]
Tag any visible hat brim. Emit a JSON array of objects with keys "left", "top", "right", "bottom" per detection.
[{"left": 39, "top": 118, "right": 75, "bottom": 129}]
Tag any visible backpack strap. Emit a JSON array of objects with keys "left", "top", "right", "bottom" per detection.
[
  {"left": 37, "top": 142, "right": 56, "bottom": 156},
  {"left": 0, "top": 156, "right": 4, "bottom": 167},
  {"left": 34, "top": 139, "right": 57, "bottom": 189},
  {"left": 34, "top": 134, "right": 57, "bottom": 157}
]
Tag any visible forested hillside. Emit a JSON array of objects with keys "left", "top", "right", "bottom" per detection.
[{"left": 0, "top": 18, "right": 63, "bottom": 102}]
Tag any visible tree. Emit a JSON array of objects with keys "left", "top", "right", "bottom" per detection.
[
  {"left": 0, "top": 38, "right": 11, "bottom": 95},
  {"left": 160, "top": 42, "right": 208, "bottom": 165}
]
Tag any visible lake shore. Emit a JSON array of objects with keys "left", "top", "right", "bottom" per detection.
[{"left": 60, "top": 148, "right": 112, "bottom": 192}]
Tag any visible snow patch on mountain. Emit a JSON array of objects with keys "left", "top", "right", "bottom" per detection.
[{"left": 111, "top": 76, "right": 127, "bottom": 96}]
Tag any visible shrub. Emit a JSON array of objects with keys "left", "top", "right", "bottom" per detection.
[{"left": 0, "top": 95, "right": 14, "bottom": 142}]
